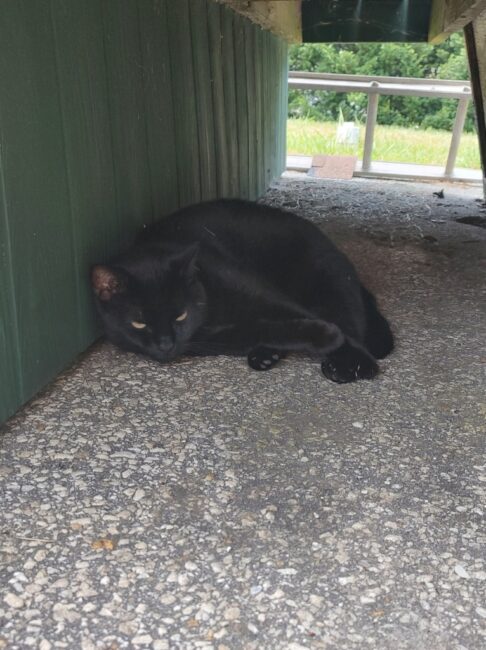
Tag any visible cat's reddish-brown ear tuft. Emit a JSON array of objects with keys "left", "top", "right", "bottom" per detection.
[{"left": 91, "top": 265, "right": 124, "bottom": 302}]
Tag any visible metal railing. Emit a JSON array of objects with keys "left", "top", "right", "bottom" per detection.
[{"left": 288, "top": 71, "right": 474, "bottom": 180}]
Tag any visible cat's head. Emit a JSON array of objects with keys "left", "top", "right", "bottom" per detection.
[{"left": 91, "top": 244, "right": 207, "bottom": 362}]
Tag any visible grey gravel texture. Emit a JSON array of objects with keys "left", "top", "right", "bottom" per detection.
[{"left": 1, "top": 176, "right": 486, "bottom": 650}]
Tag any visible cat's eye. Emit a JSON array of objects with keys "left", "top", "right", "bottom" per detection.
[
  {"left": 175, "top": 311, "right": 188, "bottom": 322},
  {"left": 131, "top": 321, "right": 147, "bottom": 329}
]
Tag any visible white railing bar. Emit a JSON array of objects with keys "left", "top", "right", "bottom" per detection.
[
  {"left": 288, "top": 71, "right": 474, "bottom": 182},
  {"left": 362, "top": 83, "right": 380, "bottom": 172},
  {"left": 288, "top": 70, "right": 470, "bottom": 89},
  {"left": 445, "top": 96, "right": 470, "bottom": 177},
  {"left": 288, "top": 77, "right": 471, "bottom": 100}
]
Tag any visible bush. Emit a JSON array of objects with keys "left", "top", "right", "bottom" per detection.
[{"left": 288, "top": 34, "right": 476, "bottom": 133}]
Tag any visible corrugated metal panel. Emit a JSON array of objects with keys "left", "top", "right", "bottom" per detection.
[
  {"left": 0, "top": 0, "right": 288, "bottom": 424},
  {"left": 221, "top": 8, "right": 241, "bottom": 196},
  {"left": 234, "top": 18, "right": 250, "bottom": 198},
  {"left": 0, "top": 1, "right": 80, "bottom": 410},
  {"left": 50, "top": 0, "right": 119, "bottom": 346},
  {"left": 190, "top": 0, "right": 219, "bottom": 201},
  {"left": 207, "top": 1, "right": 232, "bottom": 197}
]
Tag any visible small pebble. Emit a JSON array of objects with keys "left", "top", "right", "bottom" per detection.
[
  {"left": 4, "top": 593, "right": 24, "bottom": 609},
  {"left": 454, "top": 565, "right": 470, "bottom": 579},
  {"left": 132, "top": 634, "right": 153, "bottom": 645},
  {"left": 133, "top": 489, "right": 145, "bottom": 502},
  {"left": 153, "top": 642, "right": 169, "bottom": 650},
  {"left": 224, "top": 606, "right": 240, "bottom": 621},
  {"left": 277, "top": 568, "right": 297, "bottom": 575}
]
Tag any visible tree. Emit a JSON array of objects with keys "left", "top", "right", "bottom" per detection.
[{"left": 288, "top": 33, "right": 475, "bottom": 132}]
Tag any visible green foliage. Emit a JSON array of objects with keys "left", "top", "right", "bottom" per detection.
[{"left": 288, "top": 34, "right": 476, "bottom": 133}]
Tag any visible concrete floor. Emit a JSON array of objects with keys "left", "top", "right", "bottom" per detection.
[{"left": 1, "top": 177, "right": 486, "bottom": 650}]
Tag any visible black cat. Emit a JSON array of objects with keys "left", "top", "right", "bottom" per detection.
[{"left": 91, "top": 199, "right": 393, "bottom": 383}]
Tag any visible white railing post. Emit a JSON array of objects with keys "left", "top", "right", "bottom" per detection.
[
  {"left": 444, "top": 93, "right": 470, "bottom": 177},
  {"left": 287, "top": 73, "right": 480, "bottom": 184},
  {"left": 362, "top": 82, "right": 380, "bottom": 172}
]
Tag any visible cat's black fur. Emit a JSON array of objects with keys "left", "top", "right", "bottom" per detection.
[{"left": 91, "top": 199, "right": 393, "bottom": 383}]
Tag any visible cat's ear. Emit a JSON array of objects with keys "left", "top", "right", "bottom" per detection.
[
  {"left": 174, "top": 243, "right": 199, "bottom": 279},
  {"left": 91, "top": 265, "right": 126, "bottom": 302}
]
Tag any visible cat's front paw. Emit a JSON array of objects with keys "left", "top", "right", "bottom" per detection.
[
  {"left": 248, "top": 347, "right": 282, "bottom": 371},
  {"left": 321, "top": 340, "right": 378, "bottom": 383}
]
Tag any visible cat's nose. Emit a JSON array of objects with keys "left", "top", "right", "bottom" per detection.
[{"left": 157, "top": 336, "right": 173, "bottom": 352}]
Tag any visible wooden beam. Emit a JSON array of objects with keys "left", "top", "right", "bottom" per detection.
[
  {"left": 464, "top": 11, "right": 486, "bottom": 195},
  {"left": 429, "top": 0, "right": 486, "bottom": 42},
  {"left": 217, "top": 1, "right": 302, "bottom": 43},
  {"left": 303, "top": 0, "right": 431, "bottom": 43}
]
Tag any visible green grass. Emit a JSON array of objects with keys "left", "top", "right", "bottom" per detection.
[{"left": 287, "top": 118, "right": 481, "bottom": 169}]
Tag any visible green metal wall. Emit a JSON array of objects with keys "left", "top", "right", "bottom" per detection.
[{"left": 0, "top": 0, "right": 288, "bottom": 424}]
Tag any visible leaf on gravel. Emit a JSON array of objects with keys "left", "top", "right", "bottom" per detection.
[{"left": 91, "top": 538, "right": 116, "bottom": 551}]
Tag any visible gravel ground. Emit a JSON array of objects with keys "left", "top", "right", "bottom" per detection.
[{"left": 1, "top": 176, "right": 486, "bottom": 650}]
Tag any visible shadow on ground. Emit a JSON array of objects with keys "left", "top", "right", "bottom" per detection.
[{"left": 1, "top": 177, "right": 486, "bottom": 649}]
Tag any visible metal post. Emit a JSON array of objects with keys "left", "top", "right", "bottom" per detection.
[
  {"left": 465, "top": 22, "right": 486, "bottom": 199},
  {"left": 362, "top": 82, "right": 380, "bottom": 172},
  {"left": 445, "top": 94, "right": 470, "bottom": 178}
]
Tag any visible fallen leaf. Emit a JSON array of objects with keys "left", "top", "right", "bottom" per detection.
[{"left": 91, "top": 538, "right": 116, "bottom": 551}]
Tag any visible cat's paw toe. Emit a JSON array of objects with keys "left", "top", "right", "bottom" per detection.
[
  {"left": 321, "top": 341, "right": 379, "bottom": 383},
  {"left": 248, "top": 347, "right": 281, "bottom": 371}
]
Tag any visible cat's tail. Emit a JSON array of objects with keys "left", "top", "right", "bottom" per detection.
[{"left": 361, "top": 286, "right": 394, "bottom": 359}]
